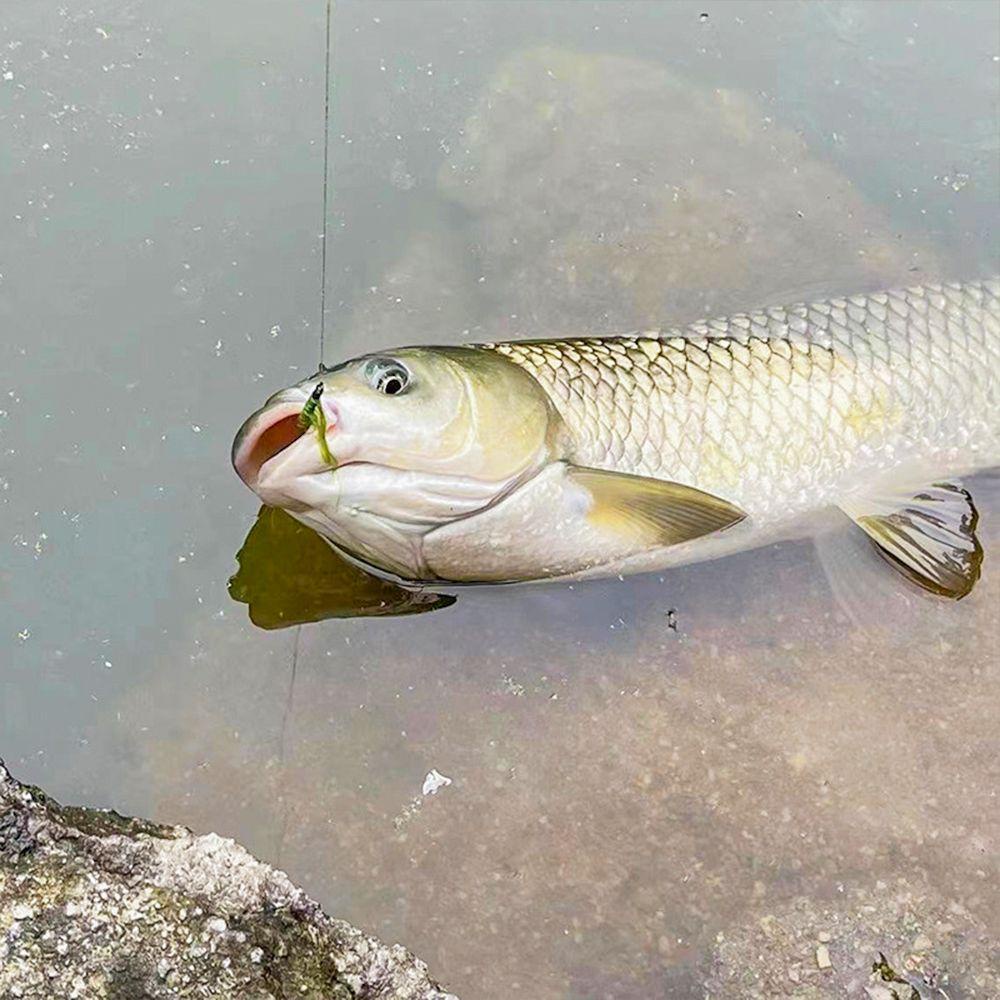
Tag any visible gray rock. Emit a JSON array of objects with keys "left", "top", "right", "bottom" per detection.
[
  {"left": 0, "top": 759, "right": 457, "bottom": 999},
  {"left": 435, "top": 46, "right": 938, "bottom": 339}
]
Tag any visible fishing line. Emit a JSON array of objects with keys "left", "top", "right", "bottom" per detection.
[
  {"left": 318, "top": 0, "right": 333, "bottom": 365},
  {"left": 275, "top": 624, "right": 301, "bottom": 865},
  {"left": 278, "top": 0, "right": 333, "bottom": 863}
]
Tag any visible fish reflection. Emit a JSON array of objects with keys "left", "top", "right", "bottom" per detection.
[{"left": 228, "top": 506, "right": 455, "bottom": 629}]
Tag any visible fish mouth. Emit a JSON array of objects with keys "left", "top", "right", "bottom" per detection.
[{"left": 233, "top": 392, "right": 337, "bottom": 489}]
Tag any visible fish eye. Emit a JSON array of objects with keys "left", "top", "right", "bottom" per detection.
[{"left": 364, "top": 357, "right": 411, "bottom": 396}]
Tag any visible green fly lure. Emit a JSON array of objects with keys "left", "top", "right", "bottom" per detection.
[{"left": 298, "top": 383, "right": 336, "bottom": 468}]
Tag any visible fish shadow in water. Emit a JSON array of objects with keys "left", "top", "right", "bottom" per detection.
[{"left": 228, "top": 506, "right": 455, "bottom": 629}]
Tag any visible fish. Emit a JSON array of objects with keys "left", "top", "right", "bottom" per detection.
[{"left": 232, "top": 279, "right": 1000, "bottom": 599}]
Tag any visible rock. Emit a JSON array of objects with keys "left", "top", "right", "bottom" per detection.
[
  {"left": 816, "top": 944, "right": 832, "bottom": 969},
  {"left": 338, "top": 45, "right": 939, "bottom": 357},
  {"left": 864, "top": 986, "right": 899, "bottom": 1000},
  {"left": 0, "top": 759, "right": 457, "bottom": 1000},
  {"left": 435, "top": 46, "right": 936, "bottom": 341}
]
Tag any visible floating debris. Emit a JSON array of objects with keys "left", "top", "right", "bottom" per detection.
[{"left": 422, "top": 769, "right": 452, "bottom": 796}]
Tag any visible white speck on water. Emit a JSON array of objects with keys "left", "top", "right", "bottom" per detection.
[
  {"left": 422, "top": 769, "right": 452, "bottom": 796},
  {"left": 191, "top": 425, "right": 201, "bottom": 433},
  {"left": 269, "top": 324, "right": 281, "bottom": 338},
  {"left": 17, "top": 628, "right": 30, "bottom": 641},
  {"left": 389, "top": 160, "right": 415, "bottom": 190},
  {"left": 935, "top": 171, "right": 970, "bottom": 192},
  {"left": 2, "top": 71, "right": 13, "bottom": 82}
]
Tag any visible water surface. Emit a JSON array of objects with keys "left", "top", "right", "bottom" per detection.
[{"left": 2, "top": 2, "right": 998, "bottom": 997}]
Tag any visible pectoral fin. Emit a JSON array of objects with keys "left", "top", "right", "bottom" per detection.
[
  {"left": 423, "top": 462, "right": 746, "bottom": 583},
  {"left": 567, "top": 465, "right": 746, "bottom": 546},
  {"left": 839, "top": 480, "right": 983, "bottom": 599}
]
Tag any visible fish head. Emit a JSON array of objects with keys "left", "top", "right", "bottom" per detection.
[{"left": 232, "top": 346, "right": 560, "bottom": 578}]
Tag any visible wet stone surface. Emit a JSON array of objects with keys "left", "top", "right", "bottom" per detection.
[{"left": 0, "top": 760, "right": 454, "bottom": 1000}]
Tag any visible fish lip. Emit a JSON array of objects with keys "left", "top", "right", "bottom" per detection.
[
  {"left": 232, "top": 400, "right": 306, "bottom": 489},
  {"left": 232, "top": 388, "right": 338, "bottom": 489}
]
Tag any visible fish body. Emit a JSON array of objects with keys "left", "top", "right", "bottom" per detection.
[{"left": 233, "top": 280, "right": 1000, "bottom": 598}]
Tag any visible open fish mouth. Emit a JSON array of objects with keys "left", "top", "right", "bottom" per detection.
[{"left": 232, "top": 398, "right": 314, "bottom": 488}]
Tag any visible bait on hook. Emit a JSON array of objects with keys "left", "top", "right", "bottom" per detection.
[{"left": 298, "top": 382, "right": 336, "bottom": 468}]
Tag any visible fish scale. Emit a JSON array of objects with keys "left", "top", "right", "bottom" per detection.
[{"left": 479, "top": 280, "right": 1000, "bottom": 524}]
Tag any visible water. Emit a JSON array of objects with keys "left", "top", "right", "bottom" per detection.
[{"left": 2, "top": 2, "right": 998, "bottom": 996}]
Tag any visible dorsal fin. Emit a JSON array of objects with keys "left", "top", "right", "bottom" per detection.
[{"left": 840, "top": 481, "right": 983, "bottom": 599}]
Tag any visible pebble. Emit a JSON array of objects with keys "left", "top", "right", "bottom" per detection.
[
  {"left": 912, "top": 933, "right": 932, "bottom": 951},
  {"left": 865, "top": 986, "right": 898, "bottom": 1000},
  {"left": 815, "top": 944, "right": 832, "bottom": 969}
]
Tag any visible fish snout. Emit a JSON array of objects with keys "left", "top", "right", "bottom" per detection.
[{"left": 232, "top": 384, "right": 343, "bottom": 491}]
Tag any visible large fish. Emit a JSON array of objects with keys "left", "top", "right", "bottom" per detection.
[{"left": 232, "top": 280, "right": 1000, "bottom": 599}]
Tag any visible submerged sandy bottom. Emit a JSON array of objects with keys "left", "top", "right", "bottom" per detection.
[{"left": 130, "top": 518, "right": 1000, "bottom": 998}]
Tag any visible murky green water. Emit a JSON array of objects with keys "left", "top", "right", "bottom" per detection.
[{"left": 2, "top": 2, "right": 998, "bottom": 997}]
